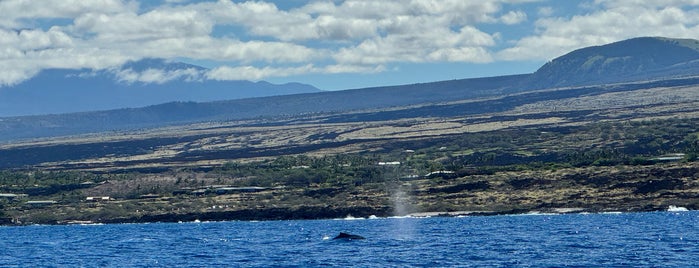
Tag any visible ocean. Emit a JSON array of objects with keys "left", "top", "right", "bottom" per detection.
[{"left": 1, "top": 211, "right": 698, "bottom": 267}]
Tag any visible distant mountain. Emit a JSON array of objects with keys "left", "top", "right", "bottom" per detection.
[
  {"left": 0, "top": 59, "right": 321, "bottom": 117},
  {"left": 4, "top": 37, "right": 699, "bottom": 142},
  {"left": 527, "top": 37, "right": 699, "bottom": 89},
  {"left": 0, "top": 73, "right": 528, "bottom": 141}
]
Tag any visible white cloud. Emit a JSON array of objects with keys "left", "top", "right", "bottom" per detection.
[
  {"left": 538, "top": 6, "right": 554, "bottom": 17},
  {"left": 1, "top": 0, "right": 522, "bottom": 86},
  {"left": 500, "top": 10, "right": 527, "bottom": 25},
  {"left": 322, "top": 64, "right": 386, "bottom": 74},
  {"left": 594, "top": 0, "right": 699, "bottom": 8},
  {"left": 17, "top": 28, "right": 74, "bottom": 50},
  {"left": 3, "top": 0, "right": 697, "bottom": 87},
  {"left": 0, "top": 1, "right": 323, "bottom": 86},
  {"left": 206, "top": 64, "right": 314, "bottom": 81},
  {"left": 118, "top": 36, "right": 318, "bottom": 63},
  {"left": 71, "top": 9, "right": 214, "bottom": 42},
  {"left": 205, "top": 63, "right": 386, "bottom": 81},
  {"left": 334, "top": 24, "right": 496, "bottom": 65},
  {"left": 0, "top": 0, "right": 136, "bottom": 28},
  {"left": 427, "top": 47, "right": 493, "bottom": 63},
  {"left": 0, "top": 68, "right": 37, "bottom": 87},
  {"left": 114, "top": 68, "right": 204, "bottom": 84},
  {"left": 0, "top": 27, "right": 131, "bottom": 86},
  {"left": 498, "top": 2, "right": 699, "bottom": 61},
  {"left": 0, "top": 46, "right": 131, "bottom": 86}
]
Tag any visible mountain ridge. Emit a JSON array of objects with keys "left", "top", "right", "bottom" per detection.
[
  {"left": 527, "top": 37, "right": 699, "bottom": 89},
  {"left": 0, "top": 59, "right": 322, "bottom": 117},
  {"left": 3, "top": 36, "right": 699, "bottom": 142}
]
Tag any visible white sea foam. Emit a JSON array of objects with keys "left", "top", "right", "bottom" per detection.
[
  {"left": 668, "top": 205, "right": 689, "bottom": 212},
  {"left": 334, "top": 215, "right": 364, "bottom": 221},
  {"left": 388, "top": 215, "right": 417, "bottom": 219},
  {"left": 515, "top": 211, "right": 558, "bottom": 216}
]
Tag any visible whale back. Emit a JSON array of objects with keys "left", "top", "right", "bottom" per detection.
[{"left": 333, "top": 232, "right": 365, "bottom": 240}]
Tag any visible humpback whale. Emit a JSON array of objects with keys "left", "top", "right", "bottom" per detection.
[{"left": 332, "top": 232, "right": 365, "bottom": 240}]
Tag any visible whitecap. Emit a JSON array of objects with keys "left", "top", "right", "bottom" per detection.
[
  {"left": 668, "top": 205, "right": 689, "bottom": 212},
  {"left": 343, "top": 215, "right": 365, "bottom": 220},
  {"left": 507, "top": 211, "right": 558, "bottom": 216},
  {"left": 388, "top": 215, "right": 418, "bottom": 219},
  {"left": 600, "top": 212, "right": 623, "bottom": 215}
]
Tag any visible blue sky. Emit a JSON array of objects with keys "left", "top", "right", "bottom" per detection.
[{"left": 2, "top": 0, "right": 699, "bottom": 90}]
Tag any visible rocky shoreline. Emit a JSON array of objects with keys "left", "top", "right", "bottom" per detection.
[
  {"left": 5, "top": 203, "right": 694, "bottom": 227},
  {"left": 96, "top": 207, "right": 692, "bottom": 225}
]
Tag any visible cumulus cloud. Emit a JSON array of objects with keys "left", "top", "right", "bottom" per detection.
[
  {"left": 0, "top": 27, "right": 131, "bottom": 86},
  {"left": 206, "top": 65, "right": 315, "bottom": 81},
  {"left": 538, "top": 6, "right": 554, "bottom": 17},
  {"left": 500, "top": 10, "right": 527, "bottom": 25},
  {"left": 2, "top": 0, "right": 698, "bottom": 86},
  {"left": 0, "top": 0, "right": 523, "bottom": 86},
  {"left": 498, "top": 1, "right": 699, "bottom": 61},
  {"left": 334, "top": 24, "right": 496, "bottom": 65},
  {"left": 594, "top": 0, "right": 699, "bottom": 9},
  {"left": 0, "top": 0, "right": 136, "bottom": 28},
  {"left": 205, "top": 63, "right": 384, "bottom": 81},
  {"left": 114, "top": 68, "right": 204, "bottom": 84},
  {"left": 71, "top": 9, "right": 214, "bottom": 42}
]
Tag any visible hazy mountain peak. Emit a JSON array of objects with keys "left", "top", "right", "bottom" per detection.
[
  {"left": 119, "top": 58, "right": 208, "bottom": 73},
  {"left": 109, "top": 59, "right": 208, "bottom": 85},
  {"left": 655, "top": 36, "right": 699, "bottom": 51},
  {"left": 0, "top": 59, "right": 320, "bottom": 117},
  {"left": 4, "top": 37, "right": 699, "bottom": 141},
  {"left": 528, "top": 37, "right": 699, "bottom": 89}
]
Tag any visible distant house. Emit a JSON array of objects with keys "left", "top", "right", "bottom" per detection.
[
  {"left": 0, "top": 193, "right": 28, "bottom": 201},
  {"left": 425, "top": 170, "right": 457, "bottom": 179},
  {"left": 651, "top": 153, "right": 685, "bottom": 162},
  {"left": 400, "top": 175, "right": 421, "bottom": 181},
  {"left": 86, "top": 196, "right": 111, "bottom": 202}
]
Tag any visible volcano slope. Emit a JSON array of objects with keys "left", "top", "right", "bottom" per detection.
[
  {"left": 5, "top": 36, "right": 699, "bottom": 224},
  {"left": 1, "top": 75, "right": 699, "bottom": 224}
]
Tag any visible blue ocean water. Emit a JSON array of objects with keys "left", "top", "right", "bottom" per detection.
[{"left": 1, "top": 211, "right": 698, "bottom": 267}]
